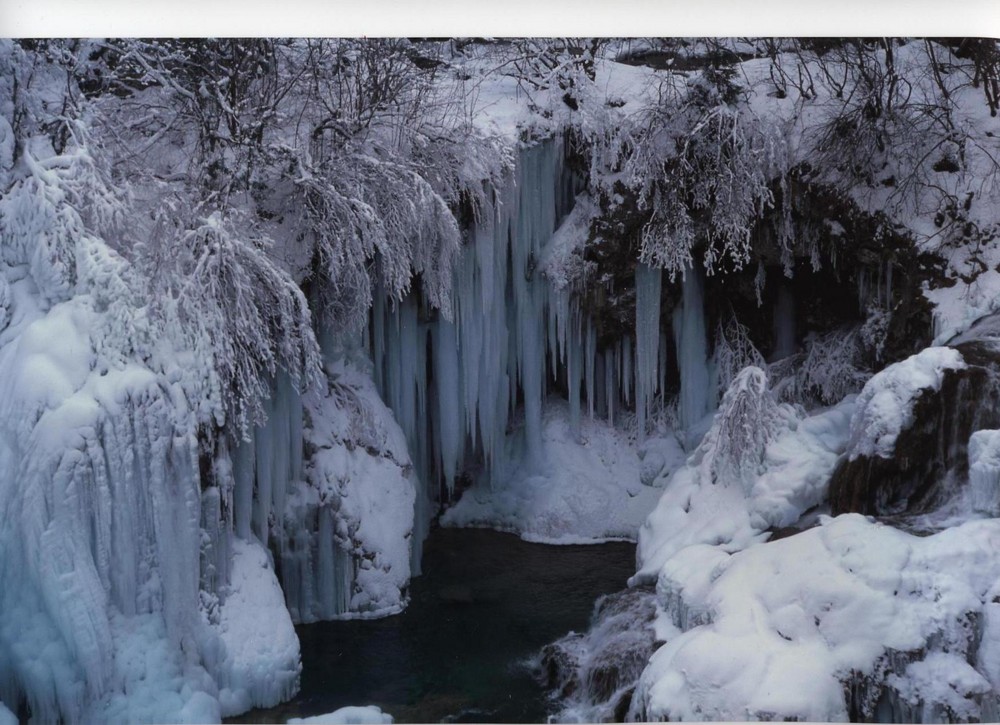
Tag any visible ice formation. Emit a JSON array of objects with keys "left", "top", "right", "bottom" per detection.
[
  {"left": 370, "top": 138, "right": 701, "bottom": 525},
  {"left": 634, "top": 263, "right": 662, "bottom": 444},
  {"left": 969, "top": 430, "right": 1000, "bottom": 516},
  {"left": 0, "top": 277, "right": 300, "bottom": 721},
  {"left": 672, "top": 265, "right": 714, "bottom": 444}
]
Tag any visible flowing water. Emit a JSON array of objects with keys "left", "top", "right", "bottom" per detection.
[{"left": 237, "top": 528, "right": 636, "bottom": 724}]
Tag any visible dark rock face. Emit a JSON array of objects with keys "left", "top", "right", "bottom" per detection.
[{"left": 829, "top": 341, "right": 1000, "bottom": 517}]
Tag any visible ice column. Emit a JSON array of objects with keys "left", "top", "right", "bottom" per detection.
[
  {"left": 635, "top": 263, "right": 662, "bottom": 443},
  {"left": 673, "top": 264, "right": 712, "bottom": 443}
]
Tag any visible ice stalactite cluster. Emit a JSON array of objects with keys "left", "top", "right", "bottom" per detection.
[
  {"left": 370, "top": 138, "right": 717, "bottom": 518},
  {"left": 371, "top": 139, "right": 574, "bottom": 507}
]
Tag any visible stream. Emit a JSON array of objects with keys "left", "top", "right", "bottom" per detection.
[{"left": 238, "top": 528, "right": 636, "bottom": 723}]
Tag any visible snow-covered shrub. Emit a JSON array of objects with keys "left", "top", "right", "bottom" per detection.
[
  {"left": 795, "top": 326, "right": 871, "bottom": 405},
  {"left": 860, "top": 303, "right": 891, "bottom": 362},
  {"left": 713, "top": 315, "right": 766, "bottom": 396},
  {"left": 699, "top": 366, "right": 783, "bottom": 495}
]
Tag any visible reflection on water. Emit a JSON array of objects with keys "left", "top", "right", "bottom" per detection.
[{"left": 237, "top": 527, "right": 635, "bottom": 723}]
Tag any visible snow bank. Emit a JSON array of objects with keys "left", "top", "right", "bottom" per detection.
[
  {"left": 441, "top": 400, "right": 683, "bottom": 543},
  {"left": 634, "top": 386, "right": 855, "bottom": 582},
  {"left": 632, "top": 514, "right": 1000, "bottom": 722},
  {"left": 288, "top": 705, "right": 393, "bottom": 724},
  {"left": 846, "top": 346, "right": 965, "bottom": 460}
]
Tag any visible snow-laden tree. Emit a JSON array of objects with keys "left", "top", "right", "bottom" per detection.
[
  {"left": 139, "top": 209, "right": 323, "bottom": 435},
  {"left": 87, "top": 38, "right": 513, "bottom": 334},
  {"left": 589, "top": 66, "right": 788, "bottom": 280}
]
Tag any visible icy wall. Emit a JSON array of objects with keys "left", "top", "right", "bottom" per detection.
[{"left": 0, "top": 273, "right": 300, "bottom": 721}]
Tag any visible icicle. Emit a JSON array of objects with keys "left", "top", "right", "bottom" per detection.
[
  {"left": 232, "top": 430, "right": 255, "bottom": 541},
  {"left": 434, "top": 319, "right": 462, "bottom": 496},
  {"left": 567, "top": 306, "right": 583, "bottom": 436},
  {"left": 658, "top": 329, "right": 669, "bottom": 412},
  {"left": 970, "top": 431, "right": 1000, "bottom": 516},
  {"left": 673, "top": 265, "right": 712, "bottom": 443},
  {"left": 585, "top": 321, "right": 596, "bottom": 421},
  {"left": 605, "top": 347, "right": 616, "bottom": 426},
  {"left": 622, "top": 336, "right": 633, "bottom": 407},
  {"left": 635, "top": 263, "right": 662, "bottom": 443}
]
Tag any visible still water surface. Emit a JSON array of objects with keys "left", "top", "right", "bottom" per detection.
[{"left": 239, "top": 527, "right": 635, "bottom": 723}]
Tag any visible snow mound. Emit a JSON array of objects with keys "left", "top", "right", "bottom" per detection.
[
  {"left": 288, "top": 705, "right": 393, "bottom": 724},
  {"left": 213, "top": 538, "right": 301, "bottom": 716},
  {"left": 632, "top": 514, "right": 1000, "bottom": 722},
  {"left": 847, "top": 346, "right": 965, "bottom": 460},
  {"left": 441, "top": 400, "right": 681, "bottom": 543}
]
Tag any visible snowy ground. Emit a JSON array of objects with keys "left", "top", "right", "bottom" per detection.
[{"left": 440, "top": 399, "right": 686, "bottom": 544}]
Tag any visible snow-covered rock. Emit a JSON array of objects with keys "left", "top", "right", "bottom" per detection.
[
  {"left": 846, "top": 346, "right": 965, "bottom": 460},
  {"left": 631, "top": 514, "right": 1000, "bottom": 722},
  {"left": 287, "top": 358, "right": 417, "bottom": 621},
  {"left": 540, "top": 587, "right": 658, "bottom": 723}
]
